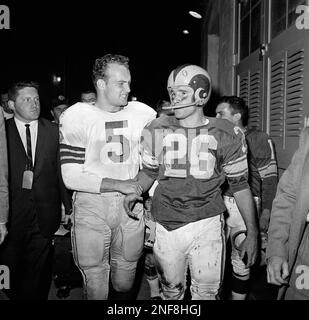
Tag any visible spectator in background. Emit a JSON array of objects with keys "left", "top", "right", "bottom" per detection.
[
  {"left": 50, "top": 95, "right": 69, "bottom": 124},
  {"left": 266, "top": 127, "right": 309, "bottom": 300},
  {"left": 1, "top": 93, "right": 14, "bottom": 120},
  {"left": 80, "top": 90, "right": 96, "bottom": 105},
  {"left": 0, "top": 107, "right": 9, "bottom": 245},
  {"left": 216, "top": 96, "right": 278, "bottom": 300},
  {"left": 0, "top": 81, "right": 72, "bottom": 300},
  {"left": 155, "top": 99, "right": 173, "bottom": 117}
]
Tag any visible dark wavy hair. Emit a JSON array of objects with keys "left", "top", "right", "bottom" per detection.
[
  {"left": 92, "top": 54, "right": 129, "bottom": 87},
  {"left": 217, "top": 95, "right": 249, "bottom": 127}
]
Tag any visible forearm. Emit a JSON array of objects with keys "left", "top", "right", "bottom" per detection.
[
  {"left": 100, "top": 178, "right": 128, "bottom": 193},
  {"left": 233, "top": 188, "right": 258, "bottom": 235},
  {"left": 261, "top": 176, "right": 278, "bottom": 210},
  {"left": 136, "top": 171, "right": 156, "bottom": 193},
  {"left": 61, "top": 164, "right": 102, "bottom": 193}
]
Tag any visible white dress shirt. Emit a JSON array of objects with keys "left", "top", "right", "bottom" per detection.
[{"left": 14, "top": 117, "right": 38, "bottom": 166}]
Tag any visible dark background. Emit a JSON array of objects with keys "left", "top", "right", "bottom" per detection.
[{"left": 0, "top": 0, "right": 204, "bottom": 118}]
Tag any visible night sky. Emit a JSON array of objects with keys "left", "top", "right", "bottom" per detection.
[{"left": 0, "top": 0, "right": 203, "bottom": 118}]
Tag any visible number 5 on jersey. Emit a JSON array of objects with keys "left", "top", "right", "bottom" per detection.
[{"left": 103, "top": 121, "right": 130, "bottom": 163}]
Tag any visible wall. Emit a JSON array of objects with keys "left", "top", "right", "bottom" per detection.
[{"left": 218, "top": 0, "right": 234, "bottom": 96}]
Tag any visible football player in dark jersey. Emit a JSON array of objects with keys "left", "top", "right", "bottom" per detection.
[
  {"left": 124, "top": 64, "right": 258, "bottom": 300},
  {"left": 216, "top": 96, "right": 278, "bottom": 300}
]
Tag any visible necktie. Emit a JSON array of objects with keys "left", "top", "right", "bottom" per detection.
[{"left": 25, "top": 124, "right": 33, "bottom": 170}]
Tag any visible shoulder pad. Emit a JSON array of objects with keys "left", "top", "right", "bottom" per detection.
[
  {"left": 211, "top": 118, "right": 244, "bottom": 138},
  {"left": 147, "top": 115, "right": 178, "bottom": 130},
  {"left": 127, "top": 101, "right": 156, "bottom": 117},
  {"left": 246, "top": 130, "right": 272, "bottom": 158}
]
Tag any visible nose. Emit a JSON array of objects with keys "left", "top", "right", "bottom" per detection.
[
  {"left": 124, "top": 83, "right": 130, "bottom": 93},
  {"left": 216, "top": 113, "right": 220, "bottom": 118},
  {"left": 172, "top": 94, "right": 182, "bottom": 105}
]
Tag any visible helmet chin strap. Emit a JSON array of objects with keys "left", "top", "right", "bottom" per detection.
[{"left": 162, "top": 101, "right": 198, "bottom": 110}]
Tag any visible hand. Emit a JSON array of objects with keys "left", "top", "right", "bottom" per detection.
[
  {"left": 63, "top": 213, "right": 72, "bottom": 229},
  {"left": 239, "top": 232, "right": 258, "bottom": 268},
  {"left": 259, "top": 208, "right": 271, "bottom": 233},
  {"left": 267, "top": 256, "right": 289, "bottom": 286},
  {"left": 123, "top": 193, "right": 143, "bottom": 220},
  {"left": 117, "top": 180, "right": 143, "bottom": 195},
  {"left": 0, "top": 224, "right": 8, "bottom": 245}
]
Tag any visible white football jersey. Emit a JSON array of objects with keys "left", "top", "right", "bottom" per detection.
[{"left": 60, "top": 101, "right": 156, "bottom": 193}]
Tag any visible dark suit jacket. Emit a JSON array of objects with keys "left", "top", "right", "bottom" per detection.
[
  {"left": 0, "top": 109, "right": 8, "bottom": 223},
  {"left": 5, "top": 117, "right": 71, "bottom": 238}
]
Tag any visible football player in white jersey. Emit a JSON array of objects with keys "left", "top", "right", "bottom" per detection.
[
  {"left": 59, "top": 54, "right": 156, "bottom": 300},
  {"left": 124, "top": 64, "right": 258, "bottom": 300}
]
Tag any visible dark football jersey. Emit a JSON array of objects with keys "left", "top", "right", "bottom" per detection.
[
  {"left": 140, "top": 115, "right": 249, "bottom": 231},
  {"left": 223, "top": 129, "right": 278, "bottom": 210}
]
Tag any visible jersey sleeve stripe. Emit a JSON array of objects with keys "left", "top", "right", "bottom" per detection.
[
  {"left": 223, "top": 154, "right": 247, "bottom": 166},
  {"left": 60, "top": 143, "right": 85, "bottom": 152},
  {"left": 222, "top": 157, "right": 248, "bottom": 176},
  {"left": 60, "top": 151, "right": 85, "bottom": 158},
  {"left": 60, "top": 158, "right": 85, "bottom": 165},
  {"left": 225, "top": 167, "right": 248, "bottom": 178},
  {"left": 258, "top": 160, "right": 277, "bottom": 171},
  {"left": 258, "top": 162, "right": 278, "bottom": 178}
]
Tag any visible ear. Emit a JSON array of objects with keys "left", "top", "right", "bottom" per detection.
[
  {"left": 96, "top": 79, "right": 106, "bottom": 90},
  {"left": 8, "top": 100, "right": 15, "bottom": 112},
  {"left": 234, "top": 112, "right": 241, "bottom": 122}
]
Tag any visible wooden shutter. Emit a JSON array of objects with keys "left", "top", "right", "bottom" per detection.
[
  {"left": 269, "top": 52, "right": 285, "bottom": 148},
  {"left": 268, "top": 42, "right": 306, "bottom": 169},
  {"left": 238, "top": 69, "right": 262, "bottom": 130},
  {"left": 285, "top": 48, "right": 304, "bottom": 138},
  {"left": 248, "top": 70, "right": 262, "bottom": 130}
]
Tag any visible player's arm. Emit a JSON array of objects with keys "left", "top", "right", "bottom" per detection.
[
  {"left": 233, "top": 188, "right": 258, "bottom": 266},
  {"left": 222, "top": 130, "right": 258, "bottom": 267},
  {"left": 60, "top": 112, "right": 141, "bottom": 195},
  {"left": 123, "top": 126, "right": 159, "bottom": 215},
  {"left": 255, "top": 137, "right": 278, "bottom": 232}
]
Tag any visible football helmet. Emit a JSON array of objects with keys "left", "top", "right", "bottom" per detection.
[{"left": 164, "top": 64, "right": 212, "bottom": 110}]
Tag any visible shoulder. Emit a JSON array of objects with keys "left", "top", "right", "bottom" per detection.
[
  {"left": 40, "top": 117, "right": 58, "bottom": 130},
  {"left": 246, "top": 129, "right": 269, "bottom": 144},
  {"left": 208, "top": 117, "right": 245, "bottom": 141},
  {"left": 146, "top": 115, "right": 177, "bottom": 131},
  {"left": 40, "top": 117, "right": 55, "bottom": 125},
  {"left": 245, "top": 129, "right": 273, "bottom": 157},
  {"left": 60, "top": 102, "right": 96, "bottom": 127},
  {"left": 126, "top": 101, "right": 156, "bottom": 119},
  {"left": 61, "top": 102, "right": 93, "bottom": 119},
  {"left": 5, "top": 117, "right": 14, "bottom": 127}
]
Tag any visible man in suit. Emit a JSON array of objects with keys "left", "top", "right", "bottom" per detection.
[
  {"left": 0, "top": 81, "right": 72, "bottom": 300},
  {"left": 266, "top": 127, "right": 309, "bottom": 299},
  {"left": 0, "top": 107, "right": 9, "bottom": 244}
]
